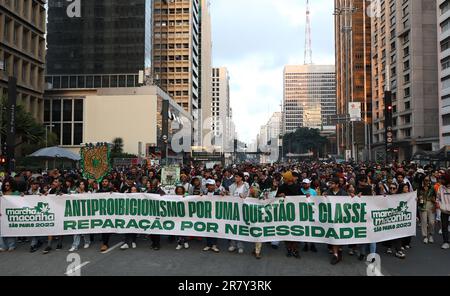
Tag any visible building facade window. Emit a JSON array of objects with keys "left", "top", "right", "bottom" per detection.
[{"left": 44, "top": 97, "right": 84, "bottom": 146}]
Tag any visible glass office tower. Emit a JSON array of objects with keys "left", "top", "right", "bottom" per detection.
[{"left": 47, "top": 0, "right": 152, "bottom": 76}]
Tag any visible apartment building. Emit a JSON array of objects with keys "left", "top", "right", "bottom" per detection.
[
  {"left": 371, "top": 0, "right": 439, "bottom": 161},
  {"left": 0, "top": 0, "right": 46, "bottom": 121}
]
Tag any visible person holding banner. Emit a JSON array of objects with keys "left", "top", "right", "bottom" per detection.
[
  {"left": 203, "top": 179, "right": 220, "bottom": 253},
  {"left": 189, "top": 177, "right": 203, "bottom": 196},
  {"left": 180, "top": 174, "right": 193, "bottom": 194},
  {"left": 262, "top": 177, "right": 282, "bottom": 250},
  {"left": 214, "top": 179, "right": 226, "bottom": 196},
  {"left": 300, "top": 179, "right": 318, "bottom": 253},
  {"left": 120, "top": 186, "right": 140, "bottom": 251},
  {"left": 384, "top": 183, "right": 407, "bottom": 259},
  {"left": 398, "top": 180, "right": 413, "bottom": 250},
  {"left": 355, "top": 175, "right": 377, "bottom": 262},
  {"left": 277, "top": 171, "right": 301, "bottom": 259},
  {"left": 0, "top": 180, "right": 20, "bottom": 252},
  {"left": 43, "top": 179, "right": 67, "bottom": 254},
  {"left": 146, "top": 178, "right": 165, "bottom": 196},
  {"left": 146, "top": 177, "right": 165, "bottom": 250},
  {"left": 323, "top": 177, "right": 348, "bottom": 265},
  {"left": 222, "top": 169, "right": 234, "bottom": 192},
  {"left": 69, "top": 180, "right": 92, "bottom": 252},
  {"left": 97, "top": 178, "right": 115, "bottom": 252},
  {"left": 437, "top": 175, "right": 450, "bottom": 250},
  {"left": 175, "top": 186, "right": 190, "bottom": 251},
  {"left": 249, "top": 185, "right": 263, "bottom": 259},
  {"left": 26, "top": 179, "right": 44, "bottom": 253},
  {"left": 227, "top": 172, "right": 249, "bottom": 254}
]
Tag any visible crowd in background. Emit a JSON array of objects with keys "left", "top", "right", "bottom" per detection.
[{"left": 1, "top": 161, "right": 450, "bottom": 265}]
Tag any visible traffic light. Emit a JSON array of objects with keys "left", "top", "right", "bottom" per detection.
[
  {"left": 0, "top": 156, "right": 7, "bottom": 166},
  {"left": 384, "top": 91, "right": 394, "bottom": 159},
  {"left": 384, "top": 91, "right": 393, "bottom": 124}
]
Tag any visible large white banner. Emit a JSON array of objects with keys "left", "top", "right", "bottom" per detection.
[{"left": 0, "top": 192, "right": 417, "bottom": 245}]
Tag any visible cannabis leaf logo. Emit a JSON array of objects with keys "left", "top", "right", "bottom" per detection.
[
  {"left": 35, "top": 202, "right": 50, "bottom": 214},
  {"left": 397, "top": 202, "right": 408, "bottom": 213}
]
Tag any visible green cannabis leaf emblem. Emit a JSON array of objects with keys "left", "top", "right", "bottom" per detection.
[
  {"left": 397, "top": 202, "right": 408, "bottom": 213},
  {"left": 35, "top": 202, "right": 50, "bottom": 214}
]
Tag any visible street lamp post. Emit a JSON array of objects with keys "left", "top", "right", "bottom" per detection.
[{"left": 44, "top": 124, "right": 55, "bottom": 171}]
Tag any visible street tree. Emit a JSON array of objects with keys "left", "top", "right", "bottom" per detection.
[{"left": 283, "top": 127, "right": 329, "bottom": 158}]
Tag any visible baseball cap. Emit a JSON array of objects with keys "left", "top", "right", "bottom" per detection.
[
  {"left": 302, "top": 179, "right": 312, "bottom": 184},
  {"left": 205, "top": 179, "right": 216, "bottom": 186}
]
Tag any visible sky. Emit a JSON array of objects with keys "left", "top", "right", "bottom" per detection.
[{"left": 210, "top": 0, "right": 335, "bottom": 143}]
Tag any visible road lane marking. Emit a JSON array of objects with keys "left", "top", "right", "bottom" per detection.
[
  {"left": 101, "top": 242, "right": 124, "bottom": 254},
  {"left": 65, "top": 261, "right": 90, "bottom": 276}
]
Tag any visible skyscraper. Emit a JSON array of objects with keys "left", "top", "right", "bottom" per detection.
[
  {"left": 258, "top": 112, "right": 282, "bottom": 164},
  {"left": 152, "top": 0, "right": 207, "bottom": 145},
  {"left": 211, "top": 67, "right": 232, "bottom": 152},
  {"left": 371, "top": 0, "right": 439, "bottom": 161},
  {"left": 0, "top": 0, "right": 47, "bottom": 121},
  {"left": 283, "top": 65, "right": 336, "bottom": 134},
  {"left": 334, "top": 0, "right": 372, "bottom": 160},
  {"left": 44, "top": 0, "right": 191, "bottom": 156},
  {"left": 47, "top": 0, "right": 152, "bottom": 77},
  {"left": 200, "top": 0, "right": 212, "bottom": 147},
  {"left": 438, "top": 0, "right": 450, "bottom": 147}
]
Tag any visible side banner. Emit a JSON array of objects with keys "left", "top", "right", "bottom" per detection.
[{"left": 0, "top": 192, "right": 417, "bottom": 245}]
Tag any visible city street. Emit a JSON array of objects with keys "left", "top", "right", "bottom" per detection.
[{"left": 1, "top": 228, "right": 449, "bottom": 276}]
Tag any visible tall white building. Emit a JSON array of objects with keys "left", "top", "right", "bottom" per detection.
[
  {"left": 200, "top": 0, "right": 213, "bottom": 147},
  {"left": 267, "top": 112, "right": 282, "bottom": 142},
  {"left": 283, "top": 65, "right": 336, "bottom": 134},
  {"left": 258, "top": 124, "right": 269, "bottom": 164},
  {"left": 211, "top": 67, "right": 233, "bottom": 152},
  {"left": 438, "top": 0, "right": 450, "bottom": 147},
  {"left": 258, "top": 112, "right": 282, "bottom": 164}
]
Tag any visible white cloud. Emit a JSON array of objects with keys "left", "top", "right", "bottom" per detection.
[
  {"left": 270, "top": 0, "right": 305, "bottom": 27},
  {"left": 224, "top": 54, "right": 284, "bottom": 141},
  {"left": 211, "top": 0, "right": 335, "bottom": 144}
]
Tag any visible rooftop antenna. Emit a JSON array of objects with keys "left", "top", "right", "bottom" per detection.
[{"left": 304, "top": 0, "right": 313, "bottom": 65}]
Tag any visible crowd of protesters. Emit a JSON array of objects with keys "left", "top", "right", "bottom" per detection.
[{"left": 1, "top": 161, "right": 450, "bottom": 265}]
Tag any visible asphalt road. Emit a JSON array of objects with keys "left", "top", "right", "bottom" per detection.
[{"left": 0, "top": 229, "right": 449, "bottom": 276}]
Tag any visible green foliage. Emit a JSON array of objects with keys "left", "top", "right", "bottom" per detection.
[
  {"left": 283, "top": 127, "right": 329, "bottom": 157},
  {"left": 21, "top": 132, "right": 59, "bottom": 156},
  {"left": 0, "top": 95, "right": 48, "bottom": 149},
  {"left": 111, "top": 137, "right": 124, "bottom": 154},
  {"left": 111, "top": 152, "right": 138, "bottom": 159}
]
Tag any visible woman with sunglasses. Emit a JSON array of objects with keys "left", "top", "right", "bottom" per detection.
[{"left": 418, "top": 177, "right": 436, "bottom": 244}]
